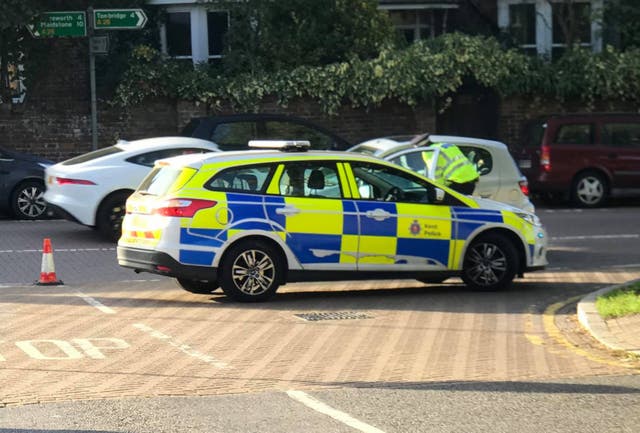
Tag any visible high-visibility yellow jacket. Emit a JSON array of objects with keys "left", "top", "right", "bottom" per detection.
[{"left": 425, "top": 142, "right": 480, "bottom": 186}]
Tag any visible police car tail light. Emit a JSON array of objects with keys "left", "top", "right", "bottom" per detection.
[
  {"left": 518, "top": 179, "right": 530, "bottom": 196},
  {"left": 540, "top": 145, "right": 551, "bottom": 172},
  {"left": 153, "top": 199, "right": 217, "bottom": 217}
]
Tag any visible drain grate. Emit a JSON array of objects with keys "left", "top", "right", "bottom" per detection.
[{"left": 294, "top": 311, "right": 373, "bottom": 322}]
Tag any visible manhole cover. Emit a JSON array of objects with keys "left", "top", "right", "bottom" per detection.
[{"left": 294, "top": 311, "right": 373, "bottom": 321}]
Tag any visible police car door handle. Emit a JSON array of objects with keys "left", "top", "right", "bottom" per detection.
[
  {"left": 365, "top": 208, "right": 392, "bottom": 221},
  {"left": 276, "top": 205, "right": 300, "bottom": 216}
]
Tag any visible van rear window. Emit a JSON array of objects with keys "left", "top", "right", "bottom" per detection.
[
  {"left": 554, "top": 124, "right": 594, "bottom": 145},
  {"left": 522, "top": 121, "right": 546, "bottom": 148}
]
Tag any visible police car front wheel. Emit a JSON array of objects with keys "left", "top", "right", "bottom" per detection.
[
  {"left": 461, "top": 233, "right": 518, "bottom": 291},
  {"left": 219, "top": 240, "right": 283, "bottom": 302}
]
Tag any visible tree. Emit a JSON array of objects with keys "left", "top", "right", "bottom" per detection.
[
  {"left": 603, "top": 0, "right": 640, "bottom": 50},
  {"left": 214, "top": 0, "right": 397, "bottom": 75},
  {"left": 0, "top": 0, "right": 46, "bottom": 108},
  {"left": 547, "top": 0, "right": 594, "bottom": 53}
]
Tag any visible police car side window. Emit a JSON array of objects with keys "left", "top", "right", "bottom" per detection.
[
  {"left": 278, "top": 163, "right": 342, "bottom": 199},
  {"left": 205, "top": 165, "right": 272, "bottom": 193},
  {"left": 351, "top": 162, "right": 433, "bottom": 204}
]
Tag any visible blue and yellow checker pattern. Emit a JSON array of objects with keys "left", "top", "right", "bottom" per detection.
[
  {"left": 146, "top": 195, "right": 539, "bottom": 272},
  {"left": 120, "top": 152, "right": 545, "bottom": 276}
]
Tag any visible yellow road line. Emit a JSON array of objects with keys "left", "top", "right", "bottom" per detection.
[{"left": 542, "top": 296, "right": 639, "bottom": 370}]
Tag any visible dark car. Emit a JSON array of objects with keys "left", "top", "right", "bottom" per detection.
[
  {"left": 182, "top": 113, "right": 351, "bottom": 151},
  {"left": 515, "top": 113, "right": 640, "bottom": 207},
  {"left": 0, "top": 147, "right": 53, "bottom": 219}
]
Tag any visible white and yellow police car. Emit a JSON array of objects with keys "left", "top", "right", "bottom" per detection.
[{"left": 117, "top": 140, "right": 547, "bottom": 302}]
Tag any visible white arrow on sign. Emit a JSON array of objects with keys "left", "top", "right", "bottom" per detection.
[
  {"left": 26, "top": 25, "right": 40, "bottom": 38},
  {"left": 135, "top": 10, "right": 146, "bottom": 28}
]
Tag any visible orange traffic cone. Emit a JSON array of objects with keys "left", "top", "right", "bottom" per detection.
[{"left": 35, "top": 238, "right": 63, "bottom": 286}]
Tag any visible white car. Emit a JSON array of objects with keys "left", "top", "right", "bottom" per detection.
[
  {"left": 349, "top": 133, "right": 535, "bottom": 213},
  {"left": 44, "top": 137, "right": 220, "bottom": 241}
]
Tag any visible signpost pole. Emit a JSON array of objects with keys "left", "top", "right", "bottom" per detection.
[{"left": 88, "top": 7, "right": 98, "bottom": 151}]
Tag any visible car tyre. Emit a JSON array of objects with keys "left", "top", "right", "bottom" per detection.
[
  {"left": 97, "top": 191, "right": 131, "bottom": 242},
  {"left": 11, "top": 180, "right": 47, "bottom": 220},
  {"left": 461, "top": 233, "right": 518, "bottom": 291},
  {"left": 176, "top": 278, "right": 219, "bottom": 294},
  {"left": 219, "top": 239, "right": 282, "bottom": 302},
  {"left": 571, "top": 172, "right": 608, "bottom": 208}
]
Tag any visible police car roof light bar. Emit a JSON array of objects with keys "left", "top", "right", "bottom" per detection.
[{"left": 248, "top": 140, "right": 311, "bottom": 152}]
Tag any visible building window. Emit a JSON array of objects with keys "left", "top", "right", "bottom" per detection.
[
  {"left": 158, "top": 4, "right": 229, "bottom": 64},
  {"left": 498, "top": 0, "right": 602, "bottom": 59},
  {"left": 551, "top": 1, "right": 592, "bottom": 59},
  {"left": 508, "top": 3, "right": 537, "bottom": 55},
  {"left": 166, "top": 11, "right": 191, "bottom": 57},
  {"left": 379, "top": 4, "right": 458, "bottom": 44}
]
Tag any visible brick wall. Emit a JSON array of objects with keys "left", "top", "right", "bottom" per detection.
[{"left": 1, "top": 35, "right": 637, "bottom": 162}]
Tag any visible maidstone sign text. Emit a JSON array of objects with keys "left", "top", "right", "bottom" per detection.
[{"left": 28, "top": 11, "right": 86, "bottom": 38}]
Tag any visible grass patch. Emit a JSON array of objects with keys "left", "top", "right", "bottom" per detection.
[{"left": 595, "top": 282, "right": 640, "bottom": 319}]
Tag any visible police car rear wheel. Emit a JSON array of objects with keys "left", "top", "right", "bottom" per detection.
[
  {"left": 220, "top": 240, "right": 282, "bottom": 302},
  {"left": 176, "top": 278, "right": 219, "bottom": 294},
  {"left": 461, "top": 234, "right": 517, "bottom": 291}
]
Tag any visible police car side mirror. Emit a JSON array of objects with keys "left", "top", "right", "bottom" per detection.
[{"left": 435, "top": 188, "right": 445, "bottom": 202}]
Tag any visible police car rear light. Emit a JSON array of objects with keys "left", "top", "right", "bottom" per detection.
[
  {"left": 518, "top": 179, "right": 530, "bottom": 196},
  {"left": 153, "top": 199, "right": 217, "bottom": 217},
  {"left": 155, "top": 265, "right": 171, "bottom": 273}
]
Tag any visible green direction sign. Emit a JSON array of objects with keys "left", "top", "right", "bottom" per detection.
[
  {"left": 93, "top": 9, "right": 148, "bottom": 30},
  {"left": 28, "top": 11, "right": 87, "bottom": 38}
]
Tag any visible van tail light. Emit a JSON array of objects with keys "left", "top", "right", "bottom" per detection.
[
  {"left": 153, "top": 199, "right": 217, "bottom": 217},
  {"left": 540, "top": 145, "right": 551, "bottom": 172},
  {"left": 518, "top": 179, "right": 530, "bottom": 196},
  {"left": 55, "top": 177, "right": 96, "bottom": 186}
]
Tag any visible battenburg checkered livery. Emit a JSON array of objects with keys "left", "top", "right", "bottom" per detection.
[{"left": 117, "top": 141, "right": 547, "bottom": 301}]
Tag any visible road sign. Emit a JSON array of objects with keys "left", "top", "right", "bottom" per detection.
[
  {"left": 27, "top": 11, "right": 87, "bottom": 38},
  {"left": 90, "top": 36, "right": 109, "bottom": 55},
  {"left": 93, "top": 9, "right": 148, "bottom": 30}
]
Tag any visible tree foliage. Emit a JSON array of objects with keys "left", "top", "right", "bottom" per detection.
[
  {"left": 212, "top": 0, "right": 396, "bottom": 75},
  {"left": 0, "top": 0, "right": 47, "bottom": 106},
  {"left": 603, "top": 0, "right": 640, "bottom": 50},
  {"left": 113, "top": 33, "right": 640, "bottom": 115}
]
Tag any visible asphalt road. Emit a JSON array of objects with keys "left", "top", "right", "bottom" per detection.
[{"left": 1, "top": 203, "right": 639, "bottom": 432}]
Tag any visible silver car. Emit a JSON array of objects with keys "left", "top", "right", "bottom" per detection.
[{"left": 349, "top": 133, "right": 535, "bottom": 213}]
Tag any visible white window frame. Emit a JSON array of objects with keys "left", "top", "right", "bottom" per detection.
[
  {"left": 378, "top": 3, "right": 459, "bottom": 42},
  {"left": 149, "top": 1, "right": 228, "bottom": 64},
  {"left": 497, "top": 0, "right": 603, "bottom": 58}
]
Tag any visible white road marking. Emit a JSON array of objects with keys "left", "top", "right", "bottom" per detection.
[
  {"left": 133, "top": 323, "right": 229, "bottom": 369},
  {"left": 611, "top": 263, "right": 640, "bottom": 269},
  {"left": 551, "top": 234, "right": 639, "bottom": 241},
  {"left": 76, "top": 292, "right": 116, "bottom": 314},
  {"left": 287, "top": 390, "right": 387, "bottom": 433},
  {"left": 0, "top": 248, "right": 116, "bottom": 254}
]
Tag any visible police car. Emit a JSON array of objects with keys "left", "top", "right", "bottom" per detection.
[{"left": 117, "top": 140, "right": 547, "bottom": 302}]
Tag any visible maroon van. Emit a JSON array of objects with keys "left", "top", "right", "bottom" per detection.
[{"left": 515, "top": 113, "right": 640, "bottom": 207}]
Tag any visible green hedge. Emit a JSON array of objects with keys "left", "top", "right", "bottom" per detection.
[{"left": 113, "top": 33, "right": 640, "bottom": 115}]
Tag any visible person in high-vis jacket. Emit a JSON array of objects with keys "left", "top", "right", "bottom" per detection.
[{"left": 424, "top": 142, "right": 480, "bottom": 195}]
